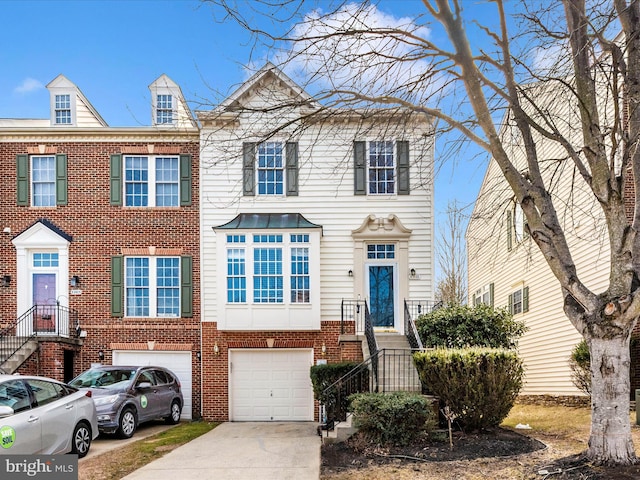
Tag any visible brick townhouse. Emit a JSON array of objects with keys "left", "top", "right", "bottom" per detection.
[{"left": 0, "top": 74, "right": 201, "bottom": 419}]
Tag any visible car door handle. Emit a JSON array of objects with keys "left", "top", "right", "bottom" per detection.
[
  {"left": 65, "top": 404, "right": 74, "bottom": 410},
  {"left": 27, "top": 416, "right": 39, "bottom": 423}
]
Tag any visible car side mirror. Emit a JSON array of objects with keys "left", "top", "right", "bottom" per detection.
[
  {"left": 0, "top": 405, "right": 15, "bottom": 418},
  {"left": 137, "top": 382, "right": 152, "bottom": 389}
]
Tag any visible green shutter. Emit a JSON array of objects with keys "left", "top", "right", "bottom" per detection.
[
  {"left": 472, "top": 293, "right": 476, "bottom": 306},
  {"left": 110, "top": 154, "right": 122, "bottom": 206},
  {"left": 16, "top": 154, "right": 29, "bottom": 206},
  {"left": 111, "top": 256, "right": 124, "bottom": 317},
  {"left": 56, "top": 154, "right": 68, "bottom": 205},
  {"left": 286, "top": 142, "right": 299, "bottom": 196},
  {"left": 506, "top": 209, "right": 513, "bottom": 251},
  {"left": 397, "top": 141, "right": 410, "bottom": 195},
  {"left": 180, "top": 154, "right": 192, "bottom": 206},
  {"left": 489, "top": 282, "right": 495, "bottom": 307},
  {"left": 354, "top": 141, "right": 366, "bottom": 195},
  {"left": 508, "top": 293, "right": 513, "bottom": 315},
  {"left": 523, "top": 286, "right": 529, "bottom": 313},
  {"left": 243, "top": 143, "right": 255, "bottom": 196},
  {"left": 181, "top": 255, "right": 193, "bottom": 318}
]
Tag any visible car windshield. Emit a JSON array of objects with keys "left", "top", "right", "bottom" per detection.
[{"left": 70, "top": 369, "right": 136, "bottom": 390}]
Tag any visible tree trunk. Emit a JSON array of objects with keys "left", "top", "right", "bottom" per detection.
[{"left": 587, "top": 334, "right": 637, "bottom": 464}]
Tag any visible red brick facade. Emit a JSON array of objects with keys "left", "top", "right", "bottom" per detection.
[{"left": 0, "top": 138, "right": 202, "bottom": 418}]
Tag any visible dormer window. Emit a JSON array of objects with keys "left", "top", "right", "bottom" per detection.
[
  {"left": 55, "top": 94, "right": 72, "bottom": 124},
  {"left": 156, "top": 94, "right": 174, "bottom": 124}
]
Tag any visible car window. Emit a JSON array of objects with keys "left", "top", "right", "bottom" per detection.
[
  {"left": 135, "top": 371, "right": 156, "bottom": 387},
  {"left": 0, "top": 380, "right": 31, "bottom": 413},
  {"left": 70, "top": 368, "right": 135, "bottom": 389},
  {"left": 153, "top": 370, "right": 170, "bottom": 385},
  {"left": 27, "top": 379, "right": 65, "bottom": 407}
]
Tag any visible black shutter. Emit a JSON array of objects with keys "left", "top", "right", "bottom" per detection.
[
  {"left": 354, "top": 141, "right": 366, "bottom": 195},
  {"left": 243, "top": 143, "right": 256, "bottom": 196},
  {"left": 397, "top": 141, "right": 410, "bottom": 195},
  {"left": 286, "top": 142, "right": 299, "bottom": 196}
]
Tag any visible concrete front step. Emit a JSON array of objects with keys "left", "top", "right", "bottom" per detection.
[{"left": 322, "top": 414, "right": 358, "bottom": 444}]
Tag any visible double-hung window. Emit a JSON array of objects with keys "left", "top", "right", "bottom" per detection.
[
  {"left": 55, "top": 94, "right": 72, "bottom": 124},
  {"left": 508, "top": 285, "right": 529, "bottom": 315},
  {"left": 124, "top": 156, "right": 179, "bottom": 207},
  {"left": 225, "top": 233, "right": 311, "bottom": 305},
  {"left": 369, "top": 141, "right": 395, "bottom": 194},
  {"left": 473, "top": 283, "right": 494, "bottom": 306},
  {"left": 156, "top": 94, "right": 173, "bottom": 124},
  {"left": 125, "top": 257, "right": 180, "bottom": 317},
  {"left": 31, "top": 156, "right": 56, "bottom": 207},
  {"left": 257, "top": 142, "right": 284, "bottom": 195}
]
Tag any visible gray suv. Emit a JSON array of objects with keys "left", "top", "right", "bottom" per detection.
[{"left": 69, "top": 365, "right": 183, "bottom": 438}]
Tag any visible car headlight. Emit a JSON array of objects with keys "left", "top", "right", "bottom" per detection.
[{"left": 93, "top": 394, "right": 120, "bottom": 406}]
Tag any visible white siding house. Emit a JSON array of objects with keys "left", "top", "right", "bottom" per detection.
[
  {"left": 466, "top": 81, "right": 611, "bottom": 396},
  {"left": 197, "top": 63, "right": 435, "bottom": 421}
]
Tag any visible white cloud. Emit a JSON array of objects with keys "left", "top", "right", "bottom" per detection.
[
  {"left": 278, "top": 3, "right": 438, "bottom": 105},
  {"left": 14, "top": 77, "right": 44, "bottom": 94}
]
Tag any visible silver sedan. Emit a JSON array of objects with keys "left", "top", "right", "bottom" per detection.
[{"left": 0, "top": 374, "right": 98, "bottom": 457}]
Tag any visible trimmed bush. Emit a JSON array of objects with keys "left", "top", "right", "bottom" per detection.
[
  {"left": 349, "top": 391, "right": 436, "bottom": 446},
  {"left": 413, "top": 348, "right": 524, "bottom": 431},
  {"left": 569, "top": 340, "right": 591, "bottom": 396},
  {"left": 416, "top": 304, "right": 526, "bottom": 349}
]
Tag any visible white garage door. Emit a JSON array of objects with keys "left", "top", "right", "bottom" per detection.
[
  {"left": 112, "top": 351, "right": 193, "bottom": 420},
  {"left": 230, "top": 349, "right": 313, "bottom": 421}
]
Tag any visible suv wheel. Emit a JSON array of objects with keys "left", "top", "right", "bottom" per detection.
[
  {"left": 165, "top": 399, "right": 181, "bottom": 425},
  {"left": 118, "top": 407, "right": 137, "bottom": 439}
]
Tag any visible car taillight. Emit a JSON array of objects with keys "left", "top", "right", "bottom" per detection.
[{"left": 85, "top": 390, "right": 92, "bottom": 398}]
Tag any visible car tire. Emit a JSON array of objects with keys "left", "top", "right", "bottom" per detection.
[
  {"left": 165, "top": 399, "right": 181, "bottom": 425},
  {"left": 118, "top": 407, "right": 137, "bottom": 439},
  {"left": 71, "top": 421, "right": 92, "bottom": 458}
]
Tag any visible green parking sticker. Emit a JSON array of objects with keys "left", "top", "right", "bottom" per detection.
[
  {"left": 140, "top": 395, "right": 148, "bottom": 408},
  {"left": 0, "top": 426, "right": 15, "bottom": 449}
]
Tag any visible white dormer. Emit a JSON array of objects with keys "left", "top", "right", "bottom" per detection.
[
  {"left": 149, "top": 74, "right": 197, "bottom": 128},
  {"left": 46, "top": 75, "right": 108, "bottom": 128}
]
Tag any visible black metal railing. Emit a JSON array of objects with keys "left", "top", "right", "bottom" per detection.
[
  {"left": 404, "top": 299, "right": 441, "bottom": 320},
  {"left": 320, "top": 348, "right": 426, "bottom": 433},
  {"left": 404, "top": 300, "right": 424, "bottom": 350},
  {"left": 0, "top": 304, "right": 79, "bottom": 368},
  {"left": 340, "top": 298, "right": 366, "bottom": 334}
]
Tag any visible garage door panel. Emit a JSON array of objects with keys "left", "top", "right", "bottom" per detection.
[
  {"left": 113, "top": 351, "right": 192, "bottom": 420},
  {"left": 230, "top": 350, "right": 313, "bottom": 421}
]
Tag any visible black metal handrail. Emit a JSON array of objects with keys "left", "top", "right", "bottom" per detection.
[
  {"left": 340, "top": 299, "right": 366, "bottom": 334},
  {"left": 404, "top": 300, "right": 424, "bottom": 350},
  {"left": 320, "top": 347, "right": 426, "bottom": 433},
  {"left": 0, "top": 304, "right": 80, "bottom": 369}
]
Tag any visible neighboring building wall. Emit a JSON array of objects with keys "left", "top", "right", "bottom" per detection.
[
  {"left": 467, "top": 84, "right": 610, "bottom": 396},
  {"left": 0, "top": 136, "right": 202, "bottom": 417}
]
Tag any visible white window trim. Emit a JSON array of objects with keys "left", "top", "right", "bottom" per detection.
[
  {"left": 367, "top": 140, "right": 396, "bottom": 196},
  {"left": 50, "top": 91, "right": 76, "bottom": 126},
  {"left": 125, "top": 256, "right": 181, "bottom": 318},
  {"left": 152, "top": 89, "right": 177, "bottom": 126},
  {"left": 30, "top": 155, "right": 56, "bottom": 207},
  {"left": 256, "top": 141, "right": 285, "bottom": 196}
]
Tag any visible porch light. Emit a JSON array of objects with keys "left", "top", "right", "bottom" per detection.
[
  {"left": 1, "top": 275, "right": 10, "bottom": 287},
  {"left": 213, "top": 343, "right": 219, "bottom": 355},
  {"left": 410, "top": 268, "right": 417, "bottom": 279},
  {"left": 98, "top": 350, "right": 104, "bottom": 361},
  {"left": 70, "top": 275, "right": 80, "bottom": 287},
  {"left": 321, "top": 343, "right": 326, "bottom": 355},
  {"left": 348, "top": 270, "right": 353, "bottom": 277}
]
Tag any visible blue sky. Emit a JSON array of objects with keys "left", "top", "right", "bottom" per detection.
[{"left": 1, "top": 0, "right": 497, "bottom": 274}]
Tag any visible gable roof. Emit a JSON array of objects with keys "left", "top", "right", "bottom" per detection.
[
  {"left": 46, "top": 74, "right": 108, "bottom": 127},
  {"left": 214, "top": 62, "right": 320, "bottom": 113}
]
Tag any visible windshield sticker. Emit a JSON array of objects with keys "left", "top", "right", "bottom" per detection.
[
  {"left": 0, "top": 426, "right": 15, "bottom": 449},
  {"left": 140, "top": 395, "right": 148, "bottom": 408}
]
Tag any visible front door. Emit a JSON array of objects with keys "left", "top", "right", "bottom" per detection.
[
  {"left": 368, "top": 265, "right": 395, "bottom": 328},
  {"left": 33, "top": 273, "right": 56, "bottom": 333}
]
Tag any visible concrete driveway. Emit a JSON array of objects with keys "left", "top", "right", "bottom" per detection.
[{"left": 121, "top": 422, "right": 321, "bottom": 480}]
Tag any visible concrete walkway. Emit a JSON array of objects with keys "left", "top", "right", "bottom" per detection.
[{"left": 121, "top": 422, "right": 321, "bottom": 480}]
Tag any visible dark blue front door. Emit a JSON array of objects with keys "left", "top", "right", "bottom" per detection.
[{"left": 368, "top": 265, "right": 394, "bottom": 328}]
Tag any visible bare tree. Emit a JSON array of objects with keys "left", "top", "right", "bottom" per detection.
[
  {"left": 207, "top": 0, "right": 640, "bottom": 464},
  {"left": 435, "top": 200, "right": 467, "bottom": 305}
]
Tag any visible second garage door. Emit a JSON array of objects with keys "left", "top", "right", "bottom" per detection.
[
  {"left": 112, "top": 350, "right": 193, "bottom": 420},
  {"left": 230, "top": 349, "right": 314, "bottom": 421}
]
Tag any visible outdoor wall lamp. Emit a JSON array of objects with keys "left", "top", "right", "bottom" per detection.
[
  {"left": 410, "top": 268, "right": 417, "bottom": 279},
  {"left": 213, "top": 343, "right": 219, "bottom": 355},
  {"left": 70, "top": 275, "right": 80, "bottom": 287},
  {"left": 348, "top": 269, "right": 353, "bottom": 277},
  {"left": 98, "top": 350, "right": 105, "bottom": 361},
  {"left": 1, "top": 275, "right": 10, "bottom": 287},
  {"left": 196, "top": 351, "right": 201, "bottom": 360},
  {"left": 321, "top": 343, "right": 327, "bottom": 355}
]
